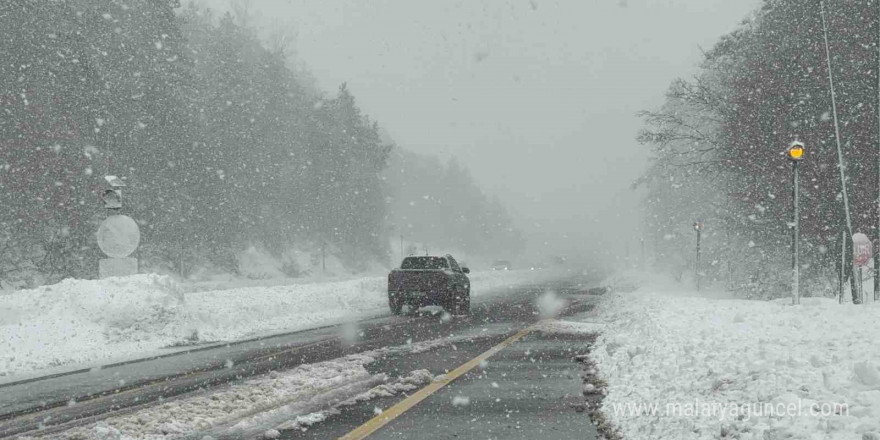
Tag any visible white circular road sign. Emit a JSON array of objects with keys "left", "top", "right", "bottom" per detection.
[{"left": 97, "top": 215, "right": 141, "bottom": 258}]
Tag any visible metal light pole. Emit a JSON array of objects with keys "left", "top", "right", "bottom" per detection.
[
  {"left": 840, "top": 230, "right": 846, "bottom": 303},
  {"left": 694, "top": 221, "right": 703, "bottom": 292},
  {"left": 788, "top": 141, "right": 805, "bottom": 305}
]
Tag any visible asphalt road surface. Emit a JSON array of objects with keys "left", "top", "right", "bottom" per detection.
[{"left": 0, "top": 273, "right": 601, "bottom": 439}]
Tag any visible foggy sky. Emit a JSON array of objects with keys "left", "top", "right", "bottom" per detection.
[{"left": 198, "top": 0, "right": 760, "bottom": 262}]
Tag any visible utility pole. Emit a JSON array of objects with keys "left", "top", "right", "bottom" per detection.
[
  {"left": 821, "top": 0, "right": 853, "bottom": 238},
  {"left": 787, "top": 142, "right": 804, "bottom": 305},
  {"left": 876, "top": 0, "right": 880, "bottom": 301},
  {"left": 821, "top": 0, "right": 857, "bottom": 302}
]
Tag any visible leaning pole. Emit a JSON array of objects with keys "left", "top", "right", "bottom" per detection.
[{"left": 821, "top": 0, "right": 857, "bottom": 302}]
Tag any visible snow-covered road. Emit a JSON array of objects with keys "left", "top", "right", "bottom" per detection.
[
  {"left": 41, "top": 341, "right": 444, "bottom": 440},
  {"left": 2, "top": 274, "right": 597, "bottom": 440}
]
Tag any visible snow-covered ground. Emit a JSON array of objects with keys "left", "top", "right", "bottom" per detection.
[
  {"left": 581, "top": 272, "right": 880, "bottom": 440},
  {"left": 0, "top": 270, "right": 553, "bottom": 380}
]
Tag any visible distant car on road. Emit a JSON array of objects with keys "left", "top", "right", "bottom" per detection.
[
  {"left": 388, "top": 255, "right": 471, "bottom": 315},
  {"left": 491, "top": 260, "right": 512, "bottom": 271}
]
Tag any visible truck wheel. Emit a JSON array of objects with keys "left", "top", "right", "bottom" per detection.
[{"left": 389, "top": 296, "right": 403, "bottom": 315}]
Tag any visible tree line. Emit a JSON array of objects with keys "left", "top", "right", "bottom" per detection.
[
  {"left": 383, "top": 149, "right": 525, "bottom": 259},
  {"left": 638, "top": 0, "right": 880, "bottom": 299},
  {"left": 0, "top": 1, "right": 521, "bottom": 286}
]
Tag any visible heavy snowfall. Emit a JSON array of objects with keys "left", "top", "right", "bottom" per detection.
[{"left": 4, "top": 1, "right": 880, "bottom": 440}]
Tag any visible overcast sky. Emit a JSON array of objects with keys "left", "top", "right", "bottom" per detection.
[{"left": 199, "top": 0, "right": 760, "bottom": 261}]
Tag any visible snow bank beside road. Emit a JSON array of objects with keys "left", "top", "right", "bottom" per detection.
[
  {"left": 0, "top": 270, "right": 549, "bottom": 379},
  {"left": 0, "top": 275, "right": 189, "bottom": 379},
  {"left": 588, "top": 277, "right": 880, "bottom": 439}
]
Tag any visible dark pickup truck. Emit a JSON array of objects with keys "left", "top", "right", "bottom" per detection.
[{"left": 387, "top": 255, "right": 471, "bottom": 315}]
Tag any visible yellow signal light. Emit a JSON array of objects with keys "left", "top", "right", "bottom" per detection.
[{"left": 787, "top": 142, "right": 805, "bottom": 161}]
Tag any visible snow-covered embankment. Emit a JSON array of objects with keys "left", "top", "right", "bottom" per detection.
[{"left": 585, "top": 274, "right": 880, "bottom": 439}]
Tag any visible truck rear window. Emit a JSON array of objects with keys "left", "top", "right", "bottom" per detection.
[{"left": 401, "top": 257, "right": 449, "bottom": 270}]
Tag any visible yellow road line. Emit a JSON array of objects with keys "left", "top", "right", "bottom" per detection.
[{"left": 338, "top": 325, "right": 536, "bottom": 440}]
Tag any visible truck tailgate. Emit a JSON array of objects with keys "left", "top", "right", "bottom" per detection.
[{"left": 389, "top": 270, "right": 449, "bottom": 292}]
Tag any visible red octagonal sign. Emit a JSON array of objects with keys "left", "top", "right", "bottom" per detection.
[{"left": 853, "top": 233, "right": 872, "bottom": 267}]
